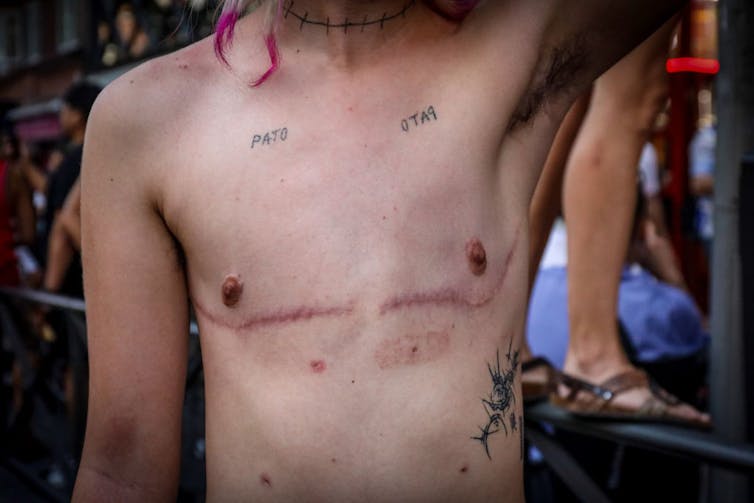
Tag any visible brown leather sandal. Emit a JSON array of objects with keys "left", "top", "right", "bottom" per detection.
[{"left": 550, "top": 369, "right": 712, "bottom": 430}]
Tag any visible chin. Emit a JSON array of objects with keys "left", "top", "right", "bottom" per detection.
[{"left": 424, "top": 0, "right": 480, "bottom": 21}]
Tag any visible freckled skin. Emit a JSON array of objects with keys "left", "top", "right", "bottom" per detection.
[
  {"left": 222, "top": 275, "right": 243, "bottom": 307},
  {"left": 466, "top": 238, "right": 487, "bottom": 276}
]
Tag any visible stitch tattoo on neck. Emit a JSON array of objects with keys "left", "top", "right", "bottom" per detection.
[
  {"left": 472, "top": 340, "right": 520, "bottom": 460},
  {"left": 283, "top": 0, "right": 416, "bottom": 33}
]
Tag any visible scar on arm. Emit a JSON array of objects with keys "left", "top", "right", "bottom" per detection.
[{"left": 374, "top": 331, "right": 450, "bottom": 369}]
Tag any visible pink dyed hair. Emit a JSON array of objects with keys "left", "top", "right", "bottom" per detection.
[{"left": 214, "top": 0, "right": 479, "bottom": 86}]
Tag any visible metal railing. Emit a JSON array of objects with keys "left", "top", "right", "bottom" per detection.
[{"left": 526, "top": 402, "right": 754, "bottom": 474}]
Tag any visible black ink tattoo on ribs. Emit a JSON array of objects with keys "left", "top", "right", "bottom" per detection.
[
  {"left": 472, "top": 341, "right": 520, "bottom": 460},
  {"left": 283, "top": 0, "right": 416, "bottom": 33},
  {"left": 251, "top": 127, "right": 288, "bottom": 149},
  {"left": 401, "top": 105, "right": 438, "bottom": 133}
]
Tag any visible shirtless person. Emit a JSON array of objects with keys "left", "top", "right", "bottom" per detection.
[{"left": 73, "top": 1, "right": 686, "bottom": 501}]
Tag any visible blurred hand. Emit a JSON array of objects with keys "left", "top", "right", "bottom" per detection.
[{"left": 634, "top": 220, "right": 687, "bottom": 290}]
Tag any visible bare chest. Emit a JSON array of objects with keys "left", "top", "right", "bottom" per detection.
[{"left": 161, "top": 64, "right": 540, "bottom": 332}]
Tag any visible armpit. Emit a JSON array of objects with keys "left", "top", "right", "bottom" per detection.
[{"left": 508, "top": 34, "right": 589, "bottom": 131}]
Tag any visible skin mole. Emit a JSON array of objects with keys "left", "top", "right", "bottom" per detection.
[
  {"left": 221, "top": 275, "right": 243, "bottom": 307},
  {"left": 466, "top": 238, "right": 487, "bottom": 276},
  {"left": 310, "top": 360, "right": 327, "bottom": 373}
]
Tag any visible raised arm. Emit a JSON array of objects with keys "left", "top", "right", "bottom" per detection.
[
  {"left": 547, "top": 0, "right": 687, "bottom": 87},
  {"left": 72, "top": 79, "right": 190, "bottom": 502}
]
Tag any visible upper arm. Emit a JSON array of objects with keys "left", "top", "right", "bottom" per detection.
[
  {"left": 547, "top": 0, "right": 687, "bottom": 86},
  {"left": 74, "top": 78, "right": 189, "bottom": 501}
]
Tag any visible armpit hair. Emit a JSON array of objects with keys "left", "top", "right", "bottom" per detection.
[{"left": 507, "top": 34, "right": 589, "bottom": 132}]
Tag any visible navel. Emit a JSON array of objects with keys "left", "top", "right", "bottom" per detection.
[
  {"left": 221, "top": 274, "right": 243, "bottom": 307},
  {"left": 466, "top": 238, "right": 487, "bottom": 276}
]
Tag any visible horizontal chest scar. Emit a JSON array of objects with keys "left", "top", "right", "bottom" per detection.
[
  {"left": 192, "top": 297, "right": 355, "bottom": 332},
  {"left": 192, "top": 225, "right": 521, "bottom": 332},
  {"left": 379, "top": 224, "right": 522, "bottom": 315}
]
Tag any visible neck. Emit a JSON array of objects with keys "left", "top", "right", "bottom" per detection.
[
  {"left": 276, "top": 0, "right": 427, "bottom": 65},
  {"left": 281, "top": 0, "right": 415, "bottom": 28}
]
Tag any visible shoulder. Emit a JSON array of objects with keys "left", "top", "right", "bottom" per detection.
[
  {"left": 84, "top": 36, "right": 223, "bottom": 192},
  {"left": 91, "top": 36, "right": 220, "bottom": 141}
]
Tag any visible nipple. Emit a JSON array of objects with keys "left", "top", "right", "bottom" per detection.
[
  {"left": 466, "top": 238, "right": 487, "bottom": 276},
  {"left": 221, "top": 275, "right": 243, "bottom": 307}
]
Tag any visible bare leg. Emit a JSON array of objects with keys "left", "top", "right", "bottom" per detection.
[
  {"left": 562, "top": 21, "right": 708, "bottom": 423},
  {"left": 522, "top": 93, "right": 591, "bottom": 362},
  {"left": 528, "top": 93, "right": 592, "bottom": 290}
]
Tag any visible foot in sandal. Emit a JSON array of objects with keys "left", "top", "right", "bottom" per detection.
[{"left": 557, "top": 354, "right": 711, "bottom": 429}]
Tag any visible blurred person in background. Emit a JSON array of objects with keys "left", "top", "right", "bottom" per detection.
[
  {"left": 98, "top": 2, "right": 151, "bottom": 67},
  {"left": 0, "top": 130, "right": 35, "bottom": 286},
  {"left": 688, "top": 113, "right": 716, "bottom": 260},
  {"left": 44, "top": 82, "right": 101, "bottom": 297},
  {"left": 636, "top": 140, "right": 687, "bottom": 291},
  {"left": 18, "top": 141, "right": 54, "bottom": 198},
  {"left": 45, "top": 180, "right": 83, "bottom": 290},
  {"left": 638, "top": 141, "right": 672, "bottom": 237}
]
